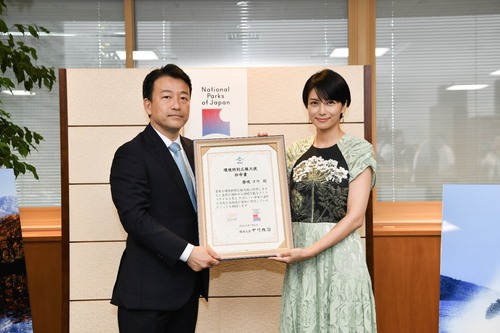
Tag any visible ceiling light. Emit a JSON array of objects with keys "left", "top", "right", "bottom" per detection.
[
  {"left": 116, "top": 51, "right": 158, "bottom": 60},
  {"left": 376, "top": 48, "right": 389, "bottom": 57},
  {"left": 329, "top": 47, "right": 389, "bottom": 58},
  {"left": 2, "top": 90, "right": 36, "bottom": 96},
  {"left": 329, "top": 48, "right": 349, "bottom": 58},
  {"left": 446, "top": 84, "right": 488, "bottom": 91},
  {"left": 490, "top": 70, "right": 500, "bottom": 75}
]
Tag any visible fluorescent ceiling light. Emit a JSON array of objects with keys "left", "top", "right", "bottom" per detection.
[
  {"left": 330, "top": 48, "right": 349, "bottom": 58},
  {"left": 490, "top": 70, "right": 500, "bottom": 75},
  {"left": 376, "top": 48, "right": 389, "bottom": 57},
  {"left": 446, "top": 84, "right": 488, "bottom": 91},
  {"left": 116, "top": 51, "right": 158, "bottom": 60},
  {"left": 2, "top": 90, "right": 36, "bottom": 96},
  {"left": 329, "top": 47, "right": 389, "bottom": 58}
]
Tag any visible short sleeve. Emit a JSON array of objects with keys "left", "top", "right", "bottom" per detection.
[
  {"left": 338, "top": 135, "right": 377, "bottom": 189},
  {"left": 285, "top": 136, "right": 314, "bottom": 176}
]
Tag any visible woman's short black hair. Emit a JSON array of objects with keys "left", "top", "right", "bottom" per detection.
[{"left": 302, "top": 69, "right": 351, "bottom": 108}]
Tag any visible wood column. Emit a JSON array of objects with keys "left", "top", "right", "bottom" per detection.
[
  {"left": 373, "top": 224, "right": 442, "bottom": 333},
  {"left": 124, "top": 0, "right": 136, "bottom": 68},
  {"left": 20, "top": 207, "right": 62, "bottom": 333}
]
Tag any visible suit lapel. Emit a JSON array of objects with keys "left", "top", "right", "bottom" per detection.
[
  {"left": 142, "top": 124, "right": 192, "bottom": 205},
  {"left": 180, "top": 136, "right": 195, "bottom": 174}
]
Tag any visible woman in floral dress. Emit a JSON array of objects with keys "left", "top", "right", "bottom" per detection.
[{"left": 270, "top": 69, "right": 377, "bottom": 332}]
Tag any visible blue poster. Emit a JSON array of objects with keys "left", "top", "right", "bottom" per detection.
[
  {"left": 0, "top": 169, "right": 33, "bottom": 332},
  {"left": 440, "top": 184, "right": 500, "bottom": 332}
]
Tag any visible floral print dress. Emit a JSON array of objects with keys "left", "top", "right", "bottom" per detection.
[{"left": 279, "top": 134, "right": 377, "bottom": 333}]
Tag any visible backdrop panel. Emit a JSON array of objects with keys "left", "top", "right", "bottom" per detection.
[{"left": 60, "top": 65, "right": 372, "bottom": 332}]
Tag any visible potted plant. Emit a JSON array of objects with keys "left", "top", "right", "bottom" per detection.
[{"left": 0, "top": 0, "right": 56, "bottom": 179}]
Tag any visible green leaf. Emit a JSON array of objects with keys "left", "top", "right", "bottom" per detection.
[
  {"left": 0, "top": 77, "right": 15, "bottom": 89},
  {"left": 28, "top": 25, "right": 39, "bottom": 38},
  {"left": 25, "top": 164, "right": 39, "bottom": 180},
  {"left": 0, "top": 109, "right": 11, "bottom": 118},
  {"left": 24, "top": 80, "right": 33, "bottom": 91},
  {"left": 12, "top": 159, "right": 26, "bottom": 175},
  {"left": 30, "top": 47, "right": 37, "bottom": 59},
  {"left": 14, "top": 24, "right": 25, "bottom": 34},
  {"left": 0, "top": 19, "right": 8, "bottom": 33},
  {"left": 0, "top": 1, "right": 55, "bottom": 180},
  {"left": 7, "top": 34, "right": 14, "bottom": 47},
  {"left": 24, "top": 128, "right": 33, "bottom": 143},
  {"left": 34, "top": 132, "right": 43, "bottom": 143}
]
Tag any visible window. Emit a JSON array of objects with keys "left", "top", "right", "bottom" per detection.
[
  {"left": 2, "top": 0, "right": 349, "bottom": 207},
  {"left": 1, "top": 0, "right": 124, "bottom": 206},
  {"left": 376, "top": 0, "right": 500, "bottom": 202},
  {"left": 134, "top": 1, "right": 348, "bottom": 68}
]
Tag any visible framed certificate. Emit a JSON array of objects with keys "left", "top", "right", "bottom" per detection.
[{"left": 194, "top": 135, "right": 293, "bottom": 260}]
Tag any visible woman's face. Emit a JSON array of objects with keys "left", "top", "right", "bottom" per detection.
[{"left": 307, "top": 89, "right": 346, "bottom": 132}]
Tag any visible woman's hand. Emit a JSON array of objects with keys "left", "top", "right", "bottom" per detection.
[{"left": 268, "top": 247, "right": 313, "bottom": 264}]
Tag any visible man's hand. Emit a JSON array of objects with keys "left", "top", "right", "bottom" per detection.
[{"left": 187, "top": 246, "right": 220, "bottom": 272}]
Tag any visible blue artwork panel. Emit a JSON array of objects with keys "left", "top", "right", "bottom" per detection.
[
  {"left": 0, "top": 169, "right": 33, "bottom": 332},
  {"left": 439, "top": 184, "right": 500, "bottom": 333}
]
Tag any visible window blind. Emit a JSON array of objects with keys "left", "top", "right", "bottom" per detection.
[
  {"left": 2, "top": 0, "right": 349, "bottom": 206},
  {"left": 1, "top": 0, "right": 124, "bottom": 206},
  {"left": 134, "top": 1, "right": 348, "bottom": 68},
  {"left": 376, "top": 0, "right": 500, "bottom": 202}
]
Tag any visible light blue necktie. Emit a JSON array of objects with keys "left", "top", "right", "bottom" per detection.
[{"left": 169, "top": 142, "right": 197, "bottom": 211}]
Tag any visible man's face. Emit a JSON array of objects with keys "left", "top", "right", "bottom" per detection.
[{"left": 144, "top": 75, "right": 190, "bottom": 141}]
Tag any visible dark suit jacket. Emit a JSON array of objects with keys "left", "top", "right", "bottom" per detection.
[{"left": 109, "top": 124, "right": 208, "bottom": 311}]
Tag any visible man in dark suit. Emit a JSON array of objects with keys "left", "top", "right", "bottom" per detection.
[{"left": 110, "top": 64, "right": 220, "bottom": 333}]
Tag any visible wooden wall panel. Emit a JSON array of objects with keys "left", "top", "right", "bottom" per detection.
[
  {"left": 66, "top": 68, "right": 149, "bottom": 126},
  {"left": 373, "top": 234, "right": 441, "bottom": 333},
  {"left": 68, "top": 297, "right": 282, "bottom": 333},
  {"left": 70, "top": 301, "right": 118, "bottom": 333},
  {"left": 23, "top": 238, "right": 62, "bottom": 333},
  {"left": 63, "top": 66, "right": 370, "bottom": 332},
  {"left": 248, "top": 66, "right": 365, "bottom": 124},
  {"left": 68, "top": 127, "right": 143, "bottom": 184},
  {"left": 69, "top": 184, "right": 125, "bottom": 241},
  {"left": 197, "top": 297, "right": 282, "bottom": 333},
  {"left": 69, "top": 242, "right": 124, "bottom": 300},
  {"left": 209, "top": 259, "right": 284, "bottom": 296}
]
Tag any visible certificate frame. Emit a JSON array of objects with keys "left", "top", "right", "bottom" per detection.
[{"left": 194, "top": 135, "right": 293, "bottom": 260}]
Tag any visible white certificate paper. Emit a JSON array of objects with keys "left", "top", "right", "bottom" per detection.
[{"left": 194, "top": 136, "right": 293, "bottom": 259}]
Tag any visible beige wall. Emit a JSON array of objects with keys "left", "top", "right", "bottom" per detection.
[{"left": 64, "top": 66, "right": 368, "bottom": 332}]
